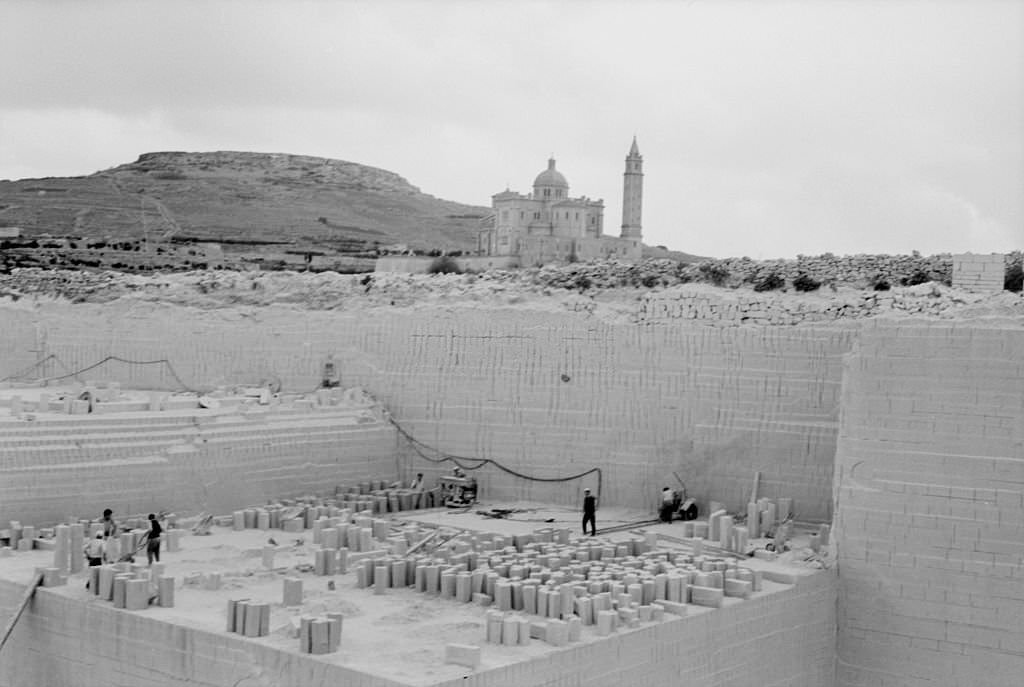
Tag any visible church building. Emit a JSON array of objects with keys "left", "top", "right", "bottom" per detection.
[{"left": 477, "top": 138, "right": 644, "bottom": 265}]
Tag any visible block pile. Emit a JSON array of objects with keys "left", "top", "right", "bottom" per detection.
[
  {"left": 227, "top": 598, "right": 272, "bottom": 637},
  {"left": 228, "top": 480, "right": 433, "bottom": 539},
  {"left": 88, "top": 561, "right": 175, "bottom": 610},
  {"left": 298, "top": 613, "right": 343, "bottom": 654},
  {"left": 354, "top": 526, "right": 783, "bottom": 647}
]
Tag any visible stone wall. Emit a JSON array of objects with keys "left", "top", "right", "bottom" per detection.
[
  {"left": 0, "top": 303, "right": 853, "bottom": 520},
  {"left": 639, "top": 283, "right": 1024, "bottom": 326},
  {"left": 952, "top": 252, "right": 1005, "bottom": 292},
  {"left": 833, "top": 320, "right": 1024, "bottom": 687},
  {"left": 0, "top": 405, "right": 397, "bottom": 527}
]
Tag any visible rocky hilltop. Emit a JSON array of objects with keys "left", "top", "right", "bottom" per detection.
[{"left": 0, "top": 151, "right": 490, "bottom": 253}]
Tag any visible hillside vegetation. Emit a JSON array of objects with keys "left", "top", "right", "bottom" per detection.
[{"left": 0, "top": 151, "right": 490, "bottom": 253}]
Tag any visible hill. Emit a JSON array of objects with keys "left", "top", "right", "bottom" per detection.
[{"left": 0, "top": 151, "right": 491, "bottom": 255}]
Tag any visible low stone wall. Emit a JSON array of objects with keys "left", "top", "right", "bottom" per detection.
[{"left": 638, "top": 283, "right": 1024, "bottom": 325}]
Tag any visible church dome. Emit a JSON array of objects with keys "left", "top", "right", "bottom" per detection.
[{"left": 533, "top": 158, "right": 568, "bottom": 189}]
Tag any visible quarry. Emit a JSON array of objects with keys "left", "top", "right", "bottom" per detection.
[{"left": 0, "top": 258, "right": 1021, "bottom": 687}]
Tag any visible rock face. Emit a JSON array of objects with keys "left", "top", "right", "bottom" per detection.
[{"left": 0, "top": 151, "right": 490, "bottom": 251}]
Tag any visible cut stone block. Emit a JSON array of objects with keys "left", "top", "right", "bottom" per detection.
[
  {"left": 157, "top": 576, "right": 175, "bottom": 607},
  {"left": 690, "top": 585, "right": 724, "bottom": 608},
  {"left": 283, "top": 577, "right": 303, "bottom": 606},
  {"left": 445, "top": 643, "right": 481, "bottom": 669}
]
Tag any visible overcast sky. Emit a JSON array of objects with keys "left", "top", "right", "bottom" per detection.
[{"left": 1, "top": 1, "right": 1021, "bottom": 258}]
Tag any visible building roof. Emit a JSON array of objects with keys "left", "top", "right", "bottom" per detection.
[{"left": 533, "top": 158, "right": 568, "bottom": 188}]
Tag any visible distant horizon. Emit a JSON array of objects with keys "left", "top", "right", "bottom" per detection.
[{"left": 3, "top": 148, "right": 1020, "bottom": 261}]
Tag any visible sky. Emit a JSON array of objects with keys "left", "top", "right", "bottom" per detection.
[{"left": 1, "top": 0, "right": 1021, "bottom": 259}]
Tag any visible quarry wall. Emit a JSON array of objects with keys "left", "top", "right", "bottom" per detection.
[
  {"left": 833, "top": 320, "right": 1024, "bottom": 687},
  {"left": 0, "top": 303, "right": 853, "bottom": 520},
  {"left": 0, "top": 407, "right": 397, "bottom": 526}
]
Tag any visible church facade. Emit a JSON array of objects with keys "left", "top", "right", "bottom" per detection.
[{"left": 477, "top": 138, "right": 644, "bottom": 265}]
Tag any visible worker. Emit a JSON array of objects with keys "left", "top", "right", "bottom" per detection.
[
  {"left": 410, "top": 472, "right": 424, "bottom": 490},
  {"left": 660, "top": 487, "right": 676, "bottom": 522},
  {"left": 83, "top": 532, "right": 105, "bottom": 567},
  {"left": 582, "top": 488, "right": 597, "bottom": 536},
  {"left": 101, "top": 508, "right": 118, "bottom": 539},
  {"left": 146, "top": 513, "right": 163, "bottom": 566},
  {"left": 321, "top": 354, "right": 340, "bottom": 388},
  {"left": 452, "top": 466, "right": 465, "bottom": 479}
]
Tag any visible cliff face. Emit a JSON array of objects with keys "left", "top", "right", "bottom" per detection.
[{"left": 0, "top": 151, "right": 490, "bottom": 251}]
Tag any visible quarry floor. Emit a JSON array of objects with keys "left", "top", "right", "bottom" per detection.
[{"left": 0, "top": 501, "right": 829, "bottom": 686}]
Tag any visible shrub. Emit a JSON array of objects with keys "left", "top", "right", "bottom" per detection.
[
  {"left": 901, "top": 270, "right": 931, "bottom": 286},
  {"left": 698, "top": 262, "right": 730, "bottom": 286},
  {"left": 1005, "top": 264, "right": 1023, "bottom": 292},
  {"left": 641, "top": 274, "right": 660, "bottom": 288},
  {"left": 427, "top": 256, "right": 462, "bottom": 274},
  {"left": 873, "top": 279, "right": 891, "bottom": 291},
  {"left": 792, "top": 273, "right": 821, "bottom": 292},
  {"left": 753, "top": 272, "right": 785, "bottom": 292},
  {"left": 574, "top": 274, "right": 592, "bottom": 291}
]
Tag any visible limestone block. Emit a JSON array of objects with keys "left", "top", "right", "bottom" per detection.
[
  {"left": 445, "top": 643, "right": 481, "bottom": 669},
  {"left": 724, "top": 578, "right": 752, "bottom": 599},
  {"left": 98, "top": 566, "right": 116, "bottom": 600},
  {"left": 690, "top": 585, "right": 724, "bottom": 608},
  {"left": 157, "top": 576, "right": 175, "bottom": 607},
  {"left": 456, "top": 572, "right": 472, "bottom": 603},
  {"left": 473, "top": 593, "right": 492, "bottom": 606},
  {"left": 502, "top": 615, "right": 519, "bottom": 645},
  {"left": 111, "top": 574, "right": 129, "bottom": 607},
  {"left": 283, "top": 577, "right": 303, "bottom": 606},
  {"left": 486, "top": 610, "right": 504, "bottom": 643},
  {"left": 596, "top": 610, "right": 616, "bottom": 636},
  {"left": 327, "top": 612, "right": 343, "bottom": 652},
  {"left": 567, "top": 616, "right": 582, "bottom": 641},
  {"left": 374, "top": 564, "right": 390, "bottom": 594},
  {"left": 69, "top": 523, "right": 84, "bottom": 574},
  {"left": 546, "top": 619, "right": 568, "bottom": 646},
  {"left": 310, "top": 618, "right": 330, "bottom": 654},
  {"left": 241, "top": 602, "right": 261, "bottom": 637},
  {"left": 298, "top": 616, "right": 314, "bottom": 652},
  {"left": 517, "top": 616, "right": 530, "bottom": 645},
  {"left": 659, "top": 599, "right": 689, "bottom": 616}
]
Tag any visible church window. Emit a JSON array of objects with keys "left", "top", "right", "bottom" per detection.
[
  {"left": 544, "top": 188, "right": 551, "bottom": 197},
  {"left": 565, "top": 212, "right": 569, "bottom": 219},
  {"left": 575, "top": 212, "right": 579, "bottom": 220},
  {"left": 520, "top": 211, "right": 524, "bottom": 219},
  {"left": 501, "top": 210, "right": 508, "bottom": 221},
  {"left": 534, "top": 212, "right": 540, "bottom": 220}
]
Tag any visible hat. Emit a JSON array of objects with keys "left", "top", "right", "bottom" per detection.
[
  {"left": 584, "top": 488, "right": 591, "bottom": 493},
  {"left": 95, "top": 532, "right": 104, "bottom": 539}
]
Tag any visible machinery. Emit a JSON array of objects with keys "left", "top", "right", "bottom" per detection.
[{"left": 439, "top": 474, "right": 477, "bottom": 507}]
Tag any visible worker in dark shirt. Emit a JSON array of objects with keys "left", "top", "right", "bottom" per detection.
[
  {"left": 146, "top": 513, "right": 163, "bottom": 566},
  {"left": 582, "top": 488, "right": 597, "bottom": 536}
]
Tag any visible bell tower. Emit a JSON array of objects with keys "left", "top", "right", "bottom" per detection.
[{"left": 620, "top": 136, "right": 643, "bottom": 240}]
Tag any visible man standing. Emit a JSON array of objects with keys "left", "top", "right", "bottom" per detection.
[
  {"left": 582, "top": 488, "right": 597, "bottom": 536},
  {"left": 84, "top": 533, "right": 105, "bottom": 567},
  {"left": 146, "top": 513, "right": 163, "bottom": 566},
  {"left": 660, "top": 487, "right": 676, "bottom": 523},
  {"left": 101, "top": 508, "right": 118, "bottom": 539}
]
